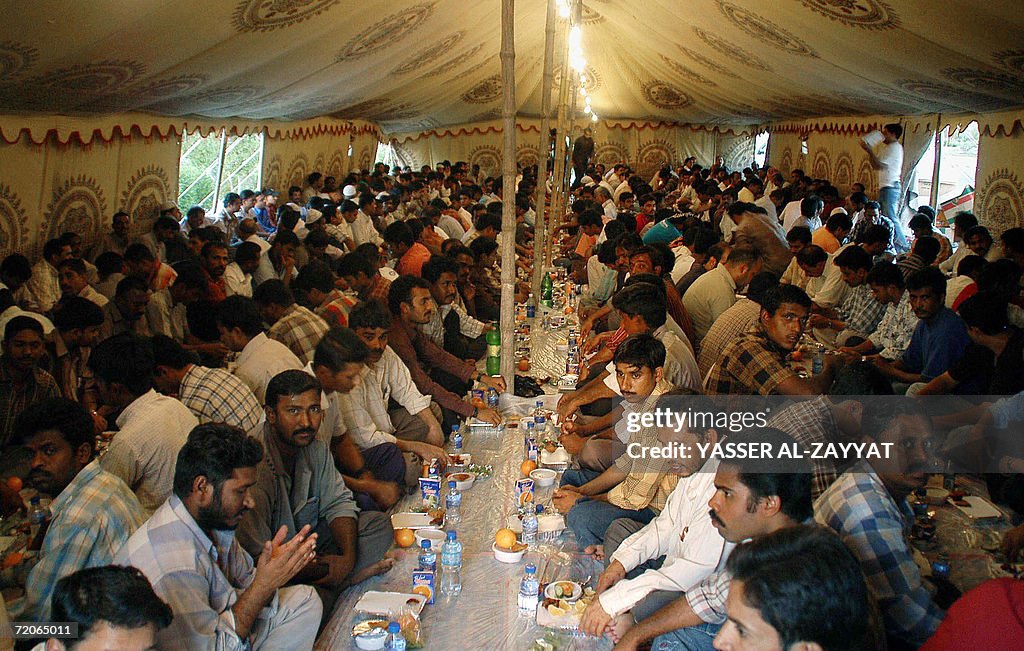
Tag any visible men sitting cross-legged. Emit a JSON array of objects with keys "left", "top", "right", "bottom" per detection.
[
  {"left": 238, "top": 369, "right": 394, "bottom": 620},
  {"left": 117, "top": 423, "right": 323, "bottom": 650},
  {"left": 14, "top": 398, "right": 146, "bottom": 622}
]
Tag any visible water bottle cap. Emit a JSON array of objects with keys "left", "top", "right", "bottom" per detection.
[
  {"left": 30, "top": 496, "right": 39, "bottom": 505},
  {"left": 421, "top": 540, "right": 430, "bottom": 549},
  {"left": 535, "top": 504, "right": 544, "bottom": 513},
  {"left": 451, "top": 424, "right": 459, "bottom": 432},
  {"left": 388, "top": 622, "right": 401, "bottom": 633},
  {"left": 525, "top": 563, "right": 536, "bottom": 574},
  {"left": 448, "top": 480, "right": 457, "bottom": 488},
  {"left": 447, "top": 530, "right": 457, "bottom": 541}
]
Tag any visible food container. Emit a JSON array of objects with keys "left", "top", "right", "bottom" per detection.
[
  {"left": 515, "top": 478, "right": 535, "bottom": 507},
  {"left": 445, "top": 471, "right": 476, "bottom": 491},
  {"left": 544, "top": 581, "right": 583, "bottom": 602},
  {"left": 414, "top": 528, "right": 447, "bottom": 549},
  {"left": 492, "top": 541, "right": 527, "bottom": 563},
  {"left": 352, "top": 621, "right": 388, "bottom": 650},
  {"left": 530, "top": 468, "right": 557, "bottom": 487}
]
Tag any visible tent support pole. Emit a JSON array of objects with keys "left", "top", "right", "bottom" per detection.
[
  {"left": 498, "top": 0, "right": 517, "bottom": 384},
  {"left": 929, "top": 114, "right": 943, "bottom": 210},
  {"left": 531, "top": 0, "right": 558, "bottom": 298}
]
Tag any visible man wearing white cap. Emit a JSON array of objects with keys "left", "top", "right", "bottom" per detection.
[{"left": 343, "top": 184, "right": 358, "bottom": 200}]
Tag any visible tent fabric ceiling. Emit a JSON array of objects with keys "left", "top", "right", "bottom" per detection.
[{"left": 1, "top": 0, "right": 1022, "bottom": 132}]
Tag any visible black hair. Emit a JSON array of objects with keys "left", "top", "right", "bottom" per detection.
[
  {"left": 383, "top": 221, "right": 415, "bottom": 248},
  {"left": 294, "top": 259, "right": 336, "bottom": 294},
  {"left": 746, "top": 272, "right": 779, "bottom": 305},
  {"left": 123, "top": 243, "right": 155, "bottom": 265},
  {"left": 908, "top": 213, "right": 933, "bottom": 231},
  {"left": 3, "top": 315, "right": 43, "bottom": 342},
  {"left": 51, "top": 566, "right": 173, "bottom": 643},
  {"left": 43, "top": 238, "right": 67, "bottom": 261},
  {"left": 150, "top": 334, "right": 198, "bottom": 370},
  {"left": 952, "top": 211, "right": 978, "bottom": 230},
  {"left": 825, "top": 212, "right": 852, "bottom": 232},
  {"left": 964, "top": 225, "right": 992, "bottom": 244},
  {"left": 829, "top": 361, "right": 896, "bottom": 396},
  {"left": 171, "top": 260, "right": 209, "bottom": 292},
  {"left": 955, "top": 254, "right": 987, "bottom": 278},
  {"left": 833, "top": 245, "right": 872, "bottom": 272},
  {"left": 612, "top": 333, "right": 666, "bottom": 371},
  {"left": 718, "top": 428, "right": 813, "bottom": 521},
  {"left": 884, "top": 122, "right": 904, "bottom": 139},
  {"left": 795, "top": 245, "right": 827, "bottom": 267},
  {"left": 859, "top": 224, "right": 891, "bottom": 247},
  {"left": 866, "top": 262, "right": 904, "bottom": 289},
  {"left": 957, "top": 292, "right": 1009, "bottom": 335},
  {"left": 172, "top": 423, "right": 264, "bottom": 498},
  {"left": 115, "top": 274, "right": 150, "bottom": 300},
  {"left": 222, "top": 192, "right": 241, "bottom": 207},
  {"left": 422, "top": 255, "right": 460, "bottom": 284},
  {"left": 387, "top": 274, "right": 432, "bottom": 315},
  {"left": 264, "top": 368, "right": 322, "bottom": 410},
  {"left": 468, "top": 236, "right": 498, "bottom": 260},
  {"left": 52, "top": 296, "right": 105, "bottom": 332},
  {"left": 252, "top": 278, "right": 296, "bottom": 308},
  {"left": 234, "top": 241, "right": 261, "bottom": 264},
  {"left": 200, "top": 240, "right": 228, "bottom": 260},
  {"left": 602, "top": 220, "right": 627, "bottom": 243},
  {"left": 912, "top": 236, "right": 940, "bottom": 265},
  {"left": 725, "top": 243, "right": 764, "bottom": 268},
  {"left": 800, "top": 195, "right": 823, "bottom": 217},
  {"left": 87, "top": 333, "right": 154, "bottom": 396},
  {"left": 216, "top": 295, "right": 265, "bottom": 337},
  {"left": 271, "top": 227, "right": 300, "bottom": 249},
  {"left": 596, "top": 240, "right": 618, "bottom": 264},
  {"left": 1, "top": 253, "right": 32, "bottom": 282},
  {"left": 725, "top": 525, "right": 869, "bottom": 651},
  {"left": 760, "top": 285, "right": 812, "bottom": 316},
  {"left": 785, "top": 226, "right": 812, "bottom": 245},
  {"left": 349, "top": 299, "right": 392, "bottom": 331},
  {"left": 337, "top": 252, "right": 376, "bottom": 279},
  {"left": 313, "top": 327, "right": 369, "bottom": 372},
  {"left": 1000, "top": 227, "right": 1024, "bottom": 253},
  {"left": 611, "top": 282, "right": 667, "bottom": 329},
  {"left": 14, "top": 397, "right": 95, "bottom": 453},
  {"left": 905, "top": 266, "right": 946, "bottom": 296},
  {"left": 977, "top": 259, "right": 1023, "bottom": 299},
  {"left": 57, "top": 257, "right": 88, "bottom": 276}
]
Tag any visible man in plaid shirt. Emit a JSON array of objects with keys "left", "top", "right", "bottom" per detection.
[
  {"left": 809, "top": 244, "right": 886, "bottom": 347},
  {"left": 422, "top": 255, "right": 489, "bottom": 359},
  {"left": 611, "top": 429, "right": 813, "bottom": 651},
  {"left": 14, "top": 398, "right": 146, "bottom": 622},
  {"left": 815, "top": 401, "right": 944, "bottom": 648},
  {"left": 337, "top": 252, "right": 392, "bottom": 304},
  {"left": 253, "top": 280, "right": 329, "bottom": 365}
]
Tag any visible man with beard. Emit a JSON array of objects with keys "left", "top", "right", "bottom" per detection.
[
  {"left": 14, "top": 398, "right": 146, "bottom": 622},
  {"left": 238, "top": 369, "right": 394, "bottom": 619},
  {"left": 611, "top": 428, "right": 813, "bottom": 651},
  {"left": 200, "top": 241, "right": 230, "bottom": 304},
  {"left": 118, "top": 424, "right": 323, "bottom": 650},
  {"left": 421, "top": 255, "right": 488, "bottom": 360},
  {"left": 815, "top": 400, "right": 944, "bottom": 647},
  {"left": 0, "top": 317, "right": 60, "bottom": 448},
  {"left": 387, "top": 275, "right": 503, "bottom": 431}
]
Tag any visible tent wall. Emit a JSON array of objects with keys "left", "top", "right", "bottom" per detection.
[
  {"left": 975, "top": 113, "right": 1024, "bottom": 234},
  {"left": 0, "top": 113, "right": 379, "bottom": 259},
  {"left": 389, "top": 118, "right": 756, "bottom": 180}
]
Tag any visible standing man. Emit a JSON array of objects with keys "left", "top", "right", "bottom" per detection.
[
  {"left": 861, "top": 123, "right": 909, "bottom": 252},
  {"left": 572, "top": 127, "right": 596, "bottom": 184}
]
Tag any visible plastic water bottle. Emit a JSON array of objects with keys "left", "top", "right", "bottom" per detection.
[
  {"left": 450, "top": 424, "right": 463, "bottom": 453},
  {"left": 28, "top": 496, "right": 51, "bottom": 547},
  {"left": 518, "top": 563, "right": 540, "bottom": 615},
  {"left": 521, "top": 501, "right": 538, "bottom": 548},
  {"left": 445, "top": 480, "right": 462, "bottom": 526},
  {"left": 418, "top": 539, "right": 436, "bottom": 572},
  {"left": 440, "top": 530, "right": 463, "bottom": 597},
  {"left": 386, "top": 621, "right": 406, "bottom": 650},
  {"left": 812, "top": 348, "right": 824, "bottom": 375}
]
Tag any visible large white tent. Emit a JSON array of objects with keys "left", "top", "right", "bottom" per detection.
[{"left": 1, "top": 0, "right": 1023, "bottom": 257}]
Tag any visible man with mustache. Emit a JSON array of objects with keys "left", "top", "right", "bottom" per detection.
[
  {"left": 14, "top": 398, "right": 146, "bottom": 622},
  {"left": 238, "top": 368, "right": 394, "bottom": 620},
  {"left": 814, "top": 400, "right": 944, "bottom": 648},
  {"left": 1, "top": 317, "right": 62, "bottom": 449},
  {"left": 612, "top": 428, "right": 813, "bottom": 651},
  {"left": 118, "top": 424, "right": 323, "bottom": 650},
  {"left": 387, "top": 275, "right": 503, "bottom": 432},
  {"left": 707, "top": 285, "right": 843, "bottom": 396},
  {"left": 421, "top": 255, "right": 489, "bottom": 360},
  {"left": 199, "top": 241, "right": 230, "bottom": 304}
]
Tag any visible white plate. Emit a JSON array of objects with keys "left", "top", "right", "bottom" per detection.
[
  {"left": 445, "top": 471, "right": 476, "bottom": 491},
  {"left": 353, "top": 591, "right": 426, "bottom": 616},
  {"left": 544, "top": 581, "right": 582, "bottom": 602},
  {"left": 949, "top": 495, "right": 1003, "bottom": 519},
  {"left": 390, "top": 512, "right": 441, "bottom": 530},
  {"left": 541, "top": 447, "right": 570, "bottom": 467}
]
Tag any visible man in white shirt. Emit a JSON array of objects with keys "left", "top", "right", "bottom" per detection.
[
  {"left": 237, "top": 217, "right": 271, "bottom": 254},
  {"left": 20, "top": 238, "right": 71, "bottom": 314},
  {"left": 577, "top": 392, "right": 727, "bottom": 637},
  {"left": 352, "top": 194, "right": 384, "bottom": 247},
  {"left": 782, "top": 195, "right": 824, "bottom": 233},
  {"left": 216, "top": 295, "right": 302, "bottom": 403},
  {"left": 57, "top": 258, "right": 108, "bottom": 309},
  {"left": 682, "top": 244, "right": 764, "bottom": 343},
  {"left": 179, "top": 205, "right": 214, "bottom": 235},
  {"left": 596, "top": 186, "right": 618, "bottom": 223},
  {"left": 89, "top": 333, "right": 198, "bottom": 514},
  {"left": 225, "top": 241, "right": 260, "bottom": 298},
  {"left": 861, "top": 122, "right": 909, "bottom": 251}
]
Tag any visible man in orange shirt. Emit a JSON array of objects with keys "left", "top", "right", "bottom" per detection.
[
  {"left": 385, "top": 222, "right": 431, "bottom": 276},
  {"left": 811, "top": 210, "right": 852, "bottom": 254}
]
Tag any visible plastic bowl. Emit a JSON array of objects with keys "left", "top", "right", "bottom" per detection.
[
  {"left": 544, "top": 580, "right": 583, "bottom": 602},
  {"left": 492, "top": 541, "right": 526, "bottom": 563},
  {"left": 530, "top": 468, "right": 557, "bottom": 487},
  {"left": 445, "top": 471, "right": 476, "bottom": 491},
  {"left": 415, "top": 528, "right": 447, "bottom": 549}
]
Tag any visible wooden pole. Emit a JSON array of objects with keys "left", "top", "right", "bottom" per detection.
[
  {"left": 531, "top": 0, "right": 558, "bottom": 298},
  {"left": 498, "top": 0, "right": 517, "bottom": 385}
]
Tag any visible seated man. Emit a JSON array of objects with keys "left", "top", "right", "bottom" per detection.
[
  {"left": 337, "top": 252, "right": 391, "bottom": 303},
  {"left": 682, "top": 243, "right": 764, "bottom": 344},
  {"left": 118, "top": 424, "right": 322, "bottom": 650},
  {"left": 1, "top": 317, "right": 62, "bottom": 450},
  {"left": 713, "top": 525, "right": 870, "bottom": 651},
  {"left": 897, "top": 235, "right": 940, "bottom": 283},
  {"left": 873, "top": 267, "right": 971, "bottom": 394},
  {"left": 150, "top": 334, "right": 264, "bottom": 436},
  {"left": 815, "top": 400, "right": 944, "bottom": 647},
  {"left": 89, "top": 333, "right": 198, "bottom": 513},
  {"left": 19, "top": 238, "right": 69, "bottom": 314},
  {"left": 779, "top": 244, "right": 827, "bottom": 295},
  {"left": 812, "top": 210, "right": 852, "bottom": 254},
  {"left": 294, "top": 260, "right": 356, "bottom": 329},
  {"left": 49, "top": 297, "right": 103, "bottom": 413},
  {"left": 238, "top": 370, "right": 394, "bottom": 616},
  {"left": 57, "top": 257, "right": 108, "bottom": 308},
  {"left": 385, "top": 221, "right": 431, "bottom": 276},
  {"left": 253, "top": 279, "right": 329, "bottom": 365},
  {"left": 811, "top": 223, "right": 892, "bottom": 312},
  {"left": 553, "top": 336, "right": 676, "bottom": 548},
  {"left": 628, "top": 246, "right": 697, "bottom": 350},
  {"left": 697, "top": 272, "right": 777, "bottom": 380},
  {"left": 307, "top": 329, "right": 411, "bottom": 511},
  {"left": 103, "top": 275, "right": 151, "bottom": 338},
  {"left": 386, "top": 275, "right": 503, "bottom": 431},
  {"left": 707, "top": 285, "right": 843, "bottom": 396},
  {"left": 962, "top": 224, "right": 1002, "bottom": 263},
  {"left": 199, "top": 241, "right": 230, "bottom": 304},
  {"left": 37, "top": 565, "right": 172, "bottom": 651},
  {"left": 615, "top": 429, "right": 813, "bottom": 651},
  {"left": 909, "top": 211, "right": 953, "bottom": 264},
  {"left": 808, "top": 244, "right": 886, "bottom": 347},
  {"left": 216, "top": 295, "right": 302, "bottom": 403},
  {"left": 14, "top": 399, "right": 146, "bottom": 622},
  {"left": 576, "top": 390, "right": 727, "bottom": 638},
  {"left": 225, "top": 240, "right": 261, "bottom": 298},
  {"left": 838, "top": 261, "right": 917, "bottom": 363},
  {"left": 421, "top": 255, "right": 488, "bottom": 360}
]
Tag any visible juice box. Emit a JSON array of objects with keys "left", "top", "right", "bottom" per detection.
[
  {"left": 515, "top": 477, "right": 534, "bottom": 508},
  {"left": 412, "top": 569, "right": 435, "bottom": 605},
  {"left": 419, "top": 477, "right": 441, "bottom": 508}
]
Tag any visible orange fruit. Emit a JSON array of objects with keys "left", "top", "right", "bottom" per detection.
[
  {"left": 565, "top": 306, "right": 575, "bottom": 314},
  {"left": 521, "top": 460, "right": 537, "bottom": 476},
  {"left": 2, "top": 552, "right": 23, "bottom": 569},
  {"left": 495, "top": 528, "right": 517, "bottom": 549},
  {"left": 5, "top": 477, "right": 22, "bottom": 492},
  {"left": 394, "top": 528, "right": 416, "bottom": 548},
  {"left": 412, "top": 584, "right": 433, "bottom": 600},
  {"left": 518, "top": 358, "right": 531, "bottom": 372}
]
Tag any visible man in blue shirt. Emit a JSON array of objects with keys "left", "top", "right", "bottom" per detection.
[{"left": 873, "top": 267, "right": 970, "bottom": 395}]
